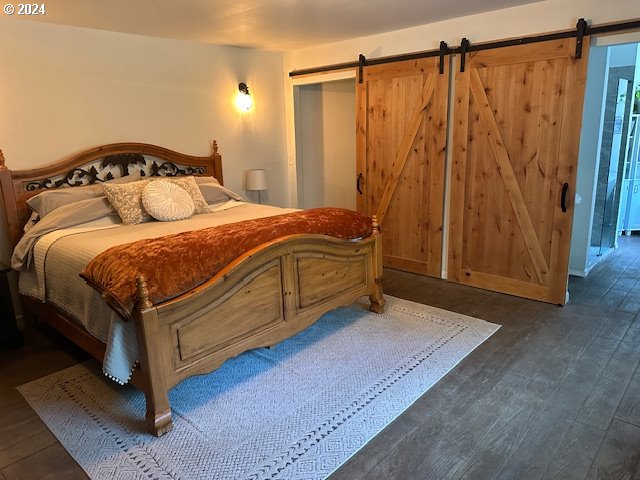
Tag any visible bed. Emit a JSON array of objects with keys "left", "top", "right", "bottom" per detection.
[{"left": 0, "top": 141, "right": 385, "bottom": 436}]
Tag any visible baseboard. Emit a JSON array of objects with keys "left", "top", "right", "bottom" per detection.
[{"left": 569, "top": 268, "right": 588, "bottom": 278}]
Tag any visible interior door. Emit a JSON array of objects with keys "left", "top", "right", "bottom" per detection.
[
  {"left": 356, "top": 57, "right": 449, "bottom": 277},
  {"left": 448, "top": 38, "right": 590, "bottom": 304}
]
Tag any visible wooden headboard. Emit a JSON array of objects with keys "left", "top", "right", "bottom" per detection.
[{"left": 0, "top": 141, "right": 223, "bottom": 249}]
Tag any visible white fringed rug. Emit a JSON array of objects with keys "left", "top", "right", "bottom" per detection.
[{"left": 19, "top": 295, "right": 499, "bottom": 480}]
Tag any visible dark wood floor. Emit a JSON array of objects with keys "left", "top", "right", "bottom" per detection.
[{"left": 2, "top": 236, "right": 640, "bottom": 479}]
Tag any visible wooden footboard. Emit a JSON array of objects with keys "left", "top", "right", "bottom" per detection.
[
  {"left": 0, "top": 141, "right": 385, "bottom": 437},
  {"left": 134, "top": 227, "right": 384, "bottom": 436}
]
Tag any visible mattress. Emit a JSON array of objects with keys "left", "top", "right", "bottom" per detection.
[{"left": 19, "top": 200, "right": 297, "bottom": 383}]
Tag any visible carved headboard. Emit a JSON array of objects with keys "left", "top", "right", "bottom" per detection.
[{"left": 0, "top": 141, "right": 223, "bottom": 248}]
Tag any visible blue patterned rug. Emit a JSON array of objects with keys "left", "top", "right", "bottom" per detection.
[{"left": 19, "top": 295, "right": 499, "bottom": 480}]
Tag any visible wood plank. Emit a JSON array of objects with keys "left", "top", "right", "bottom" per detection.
[
  {"left": 1, "top": 444, "right": 88, "bottom": 480},
  {"left": 360, "top": 56, "right": 446, "bottom": 278},
  {"left": 467, "top": 38, "right": 574, "bottom": 69},
  {"left": 459, "top": 269, "right": 549, "bottom": 300},
  {"left": 4, "top": 237, "right": 638, "bottom": 480},
  {"left": 0, "top": 424, "right": 57, "bottom": 471},
  {"left": 618, "top": 282, "right": 640, "bottom": 314},
  {"left": 547, "top": 36, "right": 590, "bottom": 302},
  {"left": 374, "top": 72, "right": 436, "bottom": 222},
  {"left": 616, "top": 373, "right": 640, "bottom": 427},
  {"left": 542, "top": 421, "right": 605, "bottom": 480},
  {"left": 585, "top": 419, "right": 640, "bottom": 480},
  {"left": 576, "top": 327, "right": 640, "bottom": 430},
  {"left": 447, "top": 59, "right": 471, "bottom": 283},
  {"left": 469, "top": 68, "right": 549, "bottom": 285},
  {"left": 453, "top": 375, "right": 550, "bottom": 480},
  {"left": 449, "top": 38, "right": 589, "bottom": 305}
]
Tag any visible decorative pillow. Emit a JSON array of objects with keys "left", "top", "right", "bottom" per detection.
[
  {"left": 150, "top": 176, "right": 209, "bottom": 214},
  {"left": 102, "top": 179, "right": 151, "bottom": 225},
  {"left": 142, "top": 180, "right": 195, "bottom": 222},
  {"left": 27, "top": 172, "right": 142, "bottom": 219},
  {"left": 194, "top": 175, "right": 221, "bottom": 185},
  {"left": 198, "top": 181, "right": 245, "bottom": 205}
]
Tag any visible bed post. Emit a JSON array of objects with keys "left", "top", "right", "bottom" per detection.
[
  {"left": 369, "top": 215, "right": 385, "bottom": 313},
  {"left": 134, "top": 275, "right": 173, "bottom": 436},
  {"left": 0, "top": 150, "right": 22, "bottom": 249},
  {"left": 211, "top": 139, "right": 223, "bottom": 185}
]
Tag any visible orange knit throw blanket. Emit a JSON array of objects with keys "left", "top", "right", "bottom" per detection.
[{"left": 81, "top": 208, "right": 372, "bottom": 320}]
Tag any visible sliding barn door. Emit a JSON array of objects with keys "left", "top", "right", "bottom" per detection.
[
  {"left": 356, "top": 57, "right": 449, "bottom": 276},
  {"left": 448, "top": 38, "right": 589, "bottom": 304}
]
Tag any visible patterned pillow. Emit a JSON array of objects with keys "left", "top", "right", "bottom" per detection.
[
  {"left": 151, "top": 176, "right": 209, "bottom": 214},
  {"left": 27, "top": 172, "right": 142, "bottom": 219},
  {"left": 142, "top": 180, "right": 195, "bottom": 222},
  {"left": 102, "top": 180, "right": 151, "bottom": 225}
]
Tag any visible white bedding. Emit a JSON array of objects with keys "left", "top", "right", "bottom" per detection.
[{"left": 19, "top": 200, "right": 297, "bottom": 384}]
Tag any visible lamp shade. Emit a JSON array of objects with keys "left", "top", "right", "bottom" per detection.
[{"left": 245, "top": 169, "right": 268, "bottom": 191}]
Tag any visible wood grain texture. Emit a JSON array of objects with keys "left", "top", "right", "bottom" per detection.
[
  {"left": 577, "top": 325, "right": 640, "bottom": 430},
  {"left": 469, "top": 68, "right": 549, "bottom": 284},
  {"left": 0, "top": 141, "right": 223, "bottom": 249},
  {"left": 358, "top": 57, "right": 448, "bottom": 278},
  {"left": 542, "top": 421, "right": 605, "bottom": 480},
  {"left": 448, "top": 38, "right": 589, "bottom": 304},
  {"left": 333, "top": 235, "right": 640, "bottom": 480},
  {"left": 1, "top": 444, "right": 87, "bottom": 480},
  {"left": 5, "top": 236, "right": 640, "bottom": 480},
  {"left": 1, "top": 143, "right": 386, "bottom": 437},
  {"left": 616, "top": 373, "right": 640, "bottom": 427},
  {"left": 585, "top": 420, "right": 640, "bottom": 480},
  {"left": 374, "top": 73, "right": 436, "bottom": 222}
]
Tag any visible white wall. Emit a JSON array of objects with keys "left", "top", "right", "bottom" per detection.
[
  {"left": 295, "top": 79, "right": 356, "bottom": 210},
  {"left": 610, "top": 43, "right": 640, "bottom": 67},
  {"left": 285, "top": 0, "right": 640, "bottom": 71},
  {"left": 570, "top": 46, "right": 610, "bottom": 276},
  {"left": 0, "top": 18, "right": 288, "bottom": 262}
]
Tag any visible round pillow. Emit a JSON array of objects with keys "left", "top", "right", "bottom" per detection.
[{"left": 142, "top": 180, "right": 195, "bottom": 222}]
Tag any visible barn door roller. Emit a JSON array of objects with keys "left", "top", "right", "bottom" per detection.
[
  {"left": 575, "top": 18, "right": 588, "bottom": 59},
  {"left": 459, "top": 38, "right": 470, "bottom": 72},
  {"left": 439, "top": 41, "right": 448, "bottom": 74}
]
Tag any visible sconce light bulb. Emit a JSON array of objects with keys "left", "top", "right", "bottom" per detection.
[
  {"left": 236, "top": 82, "right": 253, "bottom": 112},
  {"left": 236, "top": 92, "right": 253, "bottom": 112}
]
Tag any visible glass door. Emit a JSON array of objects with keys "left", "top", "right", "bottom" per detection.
[{"left": 589, "top": 79, "right": 631, "bottom": 266}]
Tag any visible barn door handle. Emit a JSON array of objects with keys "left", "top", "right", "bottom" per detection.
[
  {"left": 561, "top": 183, "right": 569, "bottom": 212},
  {"left": 357, "top": 173, "right": 364, "bottom": 194}
]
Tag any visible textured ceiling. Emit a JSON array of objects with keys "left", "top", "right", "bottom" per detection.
[{"left": 16, "top": 0, "right": 541, "bottom": 50}]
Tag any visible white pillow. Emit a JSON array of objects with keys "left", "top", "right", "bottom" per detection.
[{"left": 142, "top": 180, "right": 195, "bottom": 222}]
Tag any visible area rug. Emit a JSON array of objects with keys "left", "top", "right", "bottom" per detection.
[{"left": 19, "top": 295, "right": 499, "bottom": 480}]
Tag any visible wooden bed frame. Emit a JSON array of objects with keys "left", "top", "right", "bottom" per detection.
[{"left": 0, "top": 141, "right": 384, "bottom": 436}]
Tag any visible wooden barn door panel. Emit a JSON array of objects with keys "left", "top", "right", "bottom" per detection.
[
  {"left": 448, "top": 38, "right": 589, "bottom": 304},
  {"left": 356, "top": 57, "right": 448, "bottom": 277}
]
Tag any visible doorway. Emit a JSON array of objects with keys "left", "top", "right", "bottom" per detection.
[
  {"left": 294, "top": 78, "right": 356, "bottom": 210},
  {"left": 570, "top": 41, "right": 640, "bottom": 277}
]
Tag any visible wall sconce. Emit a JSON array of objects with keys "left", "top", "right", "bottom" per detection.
[
  {"left": 236, "top": 82, "right": 253, "bottom": 112},
  {"left": 245, "top": 169, "right": 268, "bottom": 204}
]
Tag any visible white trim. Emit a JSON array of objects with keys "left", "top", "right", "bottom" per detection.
[
  {"left": 569, "top": 267, "right": 588, "bottom": 277},
  {"left": 593, "top": 31, "right": 640, "bottom": 47},
  {"left": 291, "top": 70, "right": 356, "bottom": 86},
  {"left": 440, "top": 54, "right": 455, "bottom": 280}
]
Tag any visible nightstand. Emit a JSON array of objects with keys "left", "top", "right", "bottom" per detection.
[{"left": 0, "top": 263, "right": 24, "bottom": 349}]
